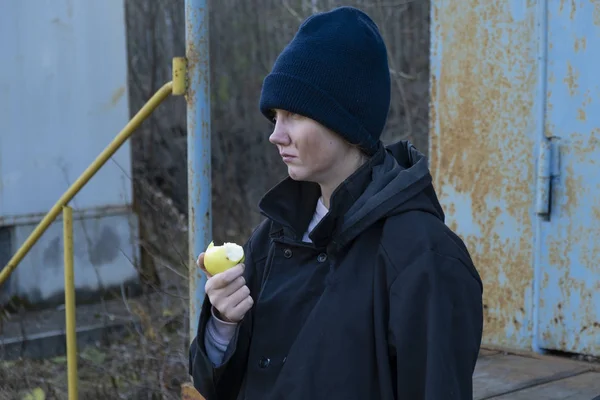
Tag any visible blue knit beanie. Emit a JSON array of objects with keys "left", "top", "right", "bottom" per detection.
[{"left": 259, "top": 6, "right": 391, "bottom": 155}]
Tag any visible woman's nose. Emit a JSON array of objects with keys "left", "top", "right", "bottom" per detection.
[{"left": 269, "top": 122, "right": 291, "bottom": 146}]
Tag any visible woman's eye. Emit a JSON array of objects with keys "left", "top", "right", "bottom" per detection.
[{"left": 270, "top": 110, "right": 299, "bottom": 123}]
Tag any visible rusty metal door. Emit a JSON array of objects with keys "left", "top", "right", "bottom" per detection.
[
  {"left": 430, "top": 0, "right": 600, "bottom": 355},
  {"left": 430, "top": 0, "right": 541, "bottom": 351},
  {"left": 535, "top": 1, "right": 600, "bottom": 357}
]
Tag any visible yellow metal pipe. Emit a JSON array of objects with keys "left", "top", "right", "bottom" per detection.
[
  {"left": 0, "top": 81, "right": 174, "bottom": 286},
  {"left": 172, "top": 57, "right": 187, "bottom": 96},
  {"left": 63, "top": 205, "right": 78, "bottom": 400}
]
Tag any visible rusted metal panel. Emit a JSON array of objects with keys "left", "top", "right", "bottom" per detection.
[
  {"left": 429, "top": 0, "right": 541, "bottom": 350},
  {"left": 536, "top": 0, "right": 600, "bottom": 356}
]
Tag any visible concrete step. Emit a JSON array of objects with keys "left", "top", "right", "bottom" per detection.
[{"left": 0, "top": 296, "right": 140, "bottom": 360}]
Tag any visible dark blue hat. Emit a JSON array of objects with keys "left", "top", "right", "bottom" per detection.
[{"left": 259, "top": 6, "right": 391, "bottom": 155}]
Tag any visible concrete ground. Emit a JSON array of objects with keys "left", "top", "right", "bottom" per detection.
[
  {"left": 184, "top": 348, "right": 600, "bottom": 399},
  {"left": 474, "top": 348, "right": 600, "bottom": 399}
]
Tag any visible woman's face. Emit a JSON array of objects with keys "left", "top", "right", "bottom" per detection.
[{"left": 268, "top": 109, "right": 357, "bottom": 184}]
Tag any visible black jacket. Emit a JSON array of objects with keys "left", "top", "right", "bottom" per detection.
[{"left": 189, "top": 140, "right": 484, "bottom": 399}]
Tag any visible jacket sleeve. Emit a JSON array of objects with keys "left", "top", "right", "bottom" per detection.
[
  {"left": 387, "top": 250, "right": 483, "bottom": 400},
  {"left": 188, "top": 229, "right": 265, "bottom": 400}
]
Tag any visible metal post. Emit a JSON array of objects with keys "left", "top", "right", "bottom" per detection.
[
  {"left": 185, "top": 0, "right": 211, "bottom": 343},
  {"left": 63, "top": 205, "right": 78, "bottom": 400}
]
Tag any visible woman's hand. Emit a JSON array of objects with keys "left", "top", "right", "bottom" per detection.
[{"left": 197, "top": 252, "right": 254, "bottom": 323}]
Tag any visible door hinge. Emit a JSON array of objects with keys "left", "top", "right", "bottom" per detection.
[{"left": 535, "top": 136, "right": 561, "bottom": 217}]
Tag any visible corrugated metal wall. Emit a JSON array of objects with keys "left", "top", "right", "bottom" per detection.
[
  {"left": 430, "top": 0, "right": 600, "bottom": 357},
  {"left": 0, "top": 1, "right": 140, "bottom": 306}
]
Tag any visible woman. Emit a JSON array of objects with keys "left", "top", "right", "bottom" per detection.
[{"left": 189, "top": 6, "right": 483, "bottom": 400}]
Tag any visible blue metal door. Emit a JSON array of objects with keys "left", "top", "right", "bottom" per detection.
[
  {"left": 430, "top": 0, "right": 541, "bottom": 351},
  {"left": 536, "top": 0, "right": 600, "bottom": 356}
]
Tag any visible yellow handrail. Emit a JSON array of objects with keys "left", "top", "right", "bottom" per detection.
[
  {"left": 63, "top": 206, "right": 78, "bottom": 400},
  {"left": 0, "top": 57, "right": 187, "bottom": 400},
  {"left": 0, "top": 81, "right": 174, "bottom": 286}
]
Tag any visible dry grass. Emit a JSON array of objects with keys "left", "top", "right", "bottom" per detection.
[
  {"left": 0, "top": 183, "right": 193, "bottom": 400},
  {"left": 0, "top": 321, "right": 188, "bottom": 399},
  {"left": 0, "top": 290, "right": 191, "bottom": 399}
]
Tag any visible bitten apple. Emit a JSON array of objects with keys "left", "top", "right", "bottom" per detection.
[{"left": 203, "top": 241, "right": 245, "bottom": 275}]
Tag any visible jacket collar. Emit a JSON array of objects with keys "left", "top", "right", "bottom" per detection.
[{"left": 258, "top": 142, "right": 386, "bottom": 247}]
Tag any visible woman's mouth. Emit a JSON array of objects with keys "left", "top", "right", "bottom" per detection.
[{"left": 280, "top": 153, "right": 296, "bottom": 162}]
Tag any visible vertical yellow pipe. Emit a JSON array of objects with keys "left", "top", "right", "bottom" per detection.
[
  {"left": 172, "top": 57, "right": 187, "bottom": 96},
  {"left": 63, "top": 206, "right": 78, "bottom": 400}
]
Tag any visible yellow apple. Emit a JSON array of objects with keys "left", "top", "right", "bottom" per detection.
[{"left": 203, "top": 241, "right": 245, "bottom": 275}]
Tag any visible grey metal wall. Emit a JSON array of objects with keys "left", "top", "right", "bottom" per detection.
[{"left": 0, "top": 1, "right": 140, "bottom": 307}]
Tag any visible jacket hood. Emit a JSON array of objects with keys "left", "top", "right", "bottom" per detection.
[{"left": 258, "top": 140, "right": 445, "bottom": 251}]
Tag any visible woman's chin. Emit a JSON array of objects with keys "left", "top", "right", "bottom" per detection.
[{"left": 287, "top": 166, "right": 309, "bottom": 181}]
